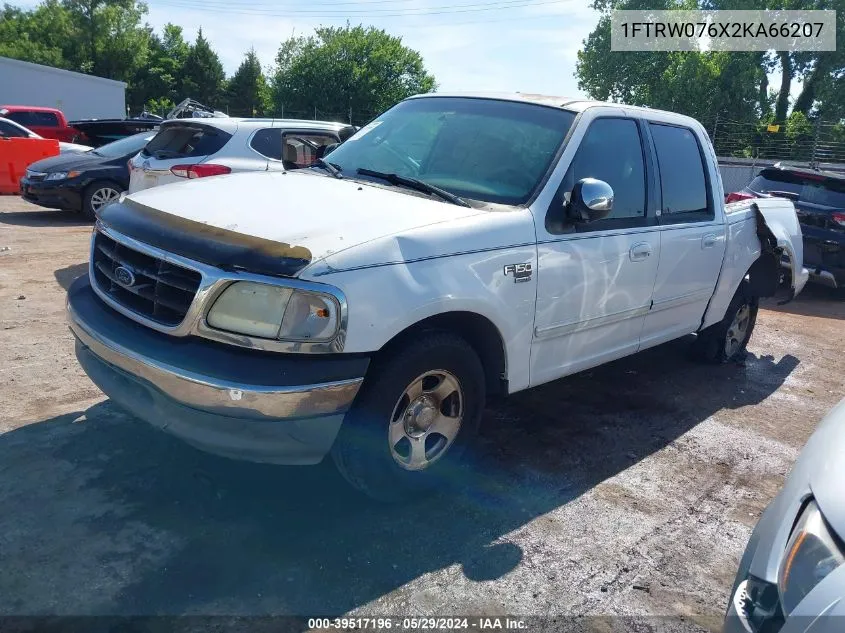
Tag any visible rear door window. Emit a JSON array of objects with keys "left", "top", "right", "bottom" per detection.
[
  {"left": 142, "top": 124, "right": 232, "bottom": 160},
  {"left": 650, "top": 123, "right": 712, "bottom": 222}
]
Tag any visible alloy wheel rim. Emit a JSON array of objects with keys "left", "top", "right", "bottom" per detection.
[
  {"left": 725, "top": 303, "right": 751, "bottom": 358},
  {"left": 388, "top": 369, "right": 464, "bottom": 471},
  {"left": 90, "top": 187, "right": 120, "bottom": 211}
]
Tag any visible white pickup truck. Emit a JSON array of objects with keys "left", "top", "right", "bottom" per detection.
[{"left": 67, "top": 93, "right": 808, "bottom": 501}]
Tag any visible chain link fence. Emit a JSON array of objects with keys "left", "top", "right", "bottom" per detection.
[
  {"left": 217, "top": 106, "right": 381, "bottom": 127},
  {"left": 705, "top": 117, "right": 845, "bottom": 164},
  {"left": 140, "top": 103, "right": 381, "bottom": 127}
]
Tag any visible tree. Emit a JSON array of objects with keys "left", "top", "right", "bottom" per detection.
[
  {"left": 0, "top": 4, "right": 69, "bottom": 67},
  {"left": 576, "top": 0, "right": 845, "bottom": 124},
  {"left": 576, "top": 0, "right": 764, "bottom": 123},
  {"left": 270, "top": 24, "right": 435, "bottom": 123},
  {"left": 226, "top": 48, "right": 270, "bottom": 116},
  {"left": 59, "top": 0, "right": 149, "bottom": 81},
  {"left": 181, "top": 28, "right": 226, "bottom": 107},
  {"left": 128, "top": 23, "right": 190, "bottom": 113}
]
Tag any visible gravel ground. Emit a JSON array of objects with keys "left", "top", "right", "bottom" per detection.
[{"left": 1, "top": 196, "right": 844, "bottom": 630}]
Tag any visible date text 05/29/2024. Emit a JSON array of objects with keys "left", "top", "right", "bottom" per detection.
[{"left": 306, "top": 617, "right": 528, "bottom": 630}]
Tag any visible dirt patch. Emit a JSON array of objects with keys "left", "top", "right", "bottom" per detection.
[{"left": 1, "top": 197, "right": 844, "bottom": 627}]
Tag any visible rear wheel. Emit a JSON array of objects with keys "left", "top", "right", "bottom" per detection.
[
  {"left": 82, "top": 181, "right": 122, "bottom": 220},
  {"left": 693, "top": 280, "right": 759, "bottom": 363},
  {"left": 332, "top": 332, "right": 485, "bottom": 502}
]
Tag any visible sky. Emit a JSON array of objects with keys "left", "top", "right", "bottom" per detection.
[
  {"left": 142, "top": 0, "right": 598, "bottom": 99},
  {"left": 16, "top": 0, "right": 799, "bottom": 104}
]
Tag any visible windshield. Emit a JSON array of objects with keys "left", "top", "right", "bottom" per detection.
[
  {"left": 93, "top": 132, "right": 158, "bottom": 158},
  {"left": 325, "top": 97, "right": 576, "bottom": 205}
]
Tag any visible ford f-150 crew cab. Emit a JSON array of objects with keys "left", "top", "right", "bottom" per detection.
[{"left": 66, "top": 93, "right": 808, "bottom": 501}]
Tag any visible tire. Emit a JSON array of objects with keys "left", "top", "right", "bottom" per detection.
[
  {"left": 82, "top": 180, "right": 123, "bottom": 220},
  {"left": 332, "top": 331, "right": 486, "bottom": 503},
  {"left": 693, "top": 280, "right": 759, "bottom": 363}
]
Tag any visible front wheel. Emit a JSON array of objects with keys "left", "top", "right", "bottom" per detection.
[
  {"left": 693, "top": 280, "right": 759, "bottom": 363},
  {"left": 82, "top": 180, "right": 122, "bottom": 220},
  {"left": 331, "top": 332, "right": 485, "bottom": 502}
]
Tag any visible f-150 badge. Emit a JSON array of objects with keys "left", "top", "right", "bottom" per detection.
[{"left": 503, "top": 263, "right": 532, "bottom": 283}]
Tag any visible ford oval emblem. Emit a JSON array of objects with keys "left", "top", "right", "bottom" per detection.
[{"left": 114, "top": 266, "right": 136, "bottom": 287}]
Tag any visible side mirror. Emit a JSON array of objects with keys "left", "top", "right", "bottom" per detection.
[{"left": 567, "top": 178, "right": 614, "bottom": 223}]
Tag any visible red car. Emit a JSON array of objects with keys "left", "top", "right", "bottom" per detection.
[{"left": 0, "top": 106, "right": 80, "bottom": 143}]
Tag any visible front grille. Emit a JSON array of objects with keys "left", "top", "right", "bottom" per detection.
[
  {"left": 91, "top": 231, "right": 202, "bottom": 326},
  {"left": 26, "top": 170, "right": 46, "bottom": 182}
]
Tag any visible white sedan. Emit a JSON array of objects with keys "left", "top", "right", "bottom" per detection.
[{"left": 0, "top": 116, "right": 92, "bottom": 154}]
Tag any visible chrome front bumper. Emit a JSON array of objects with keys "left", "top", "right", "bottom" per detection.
[{"left": 67, "top": 275, "right": 366, "bottom": 464}]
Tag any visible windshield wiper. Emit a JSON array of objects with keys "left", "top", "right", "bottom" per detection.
[
  {"left": 356, "top": 168, "right": 470, "bottom": 207},
  {"left": 315, "top": 158, "right": 343, "bottom": 179}
]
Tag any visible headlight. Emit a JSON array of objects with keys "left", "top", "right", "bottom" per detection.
[
  {"left": 206, "top": 281, "right": 340, "bottom": 342},
  {"left": 778, "top": 500, "right": 845, "bottom": 614},
  {"left": 46, "top": 170, "right": 81, "bottom": 180}
]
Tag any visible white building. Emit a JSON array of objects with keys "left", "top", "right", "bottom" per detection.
[{"left": 0, "top": 56, "right": 126, "bottom": 120}]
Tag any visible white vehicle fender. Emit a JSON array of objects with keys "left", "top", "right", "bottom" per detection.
[
  {"left": 701, "top": 197, "right": 807, "bottom": 329},
  {"left": 300, "top": 210, "right": 539, "bottom": 393}
]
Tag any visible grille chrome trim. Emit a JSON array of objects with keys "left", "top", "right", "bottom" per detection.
[
  {"left": 88, "top": 222, "right": 349, "bottom": 354},
  {"left": 91, "top": 231, "right": 201, "bottom": 326}
]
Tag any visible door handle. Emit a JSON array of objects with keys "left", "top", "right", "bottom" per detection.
[
  {"left": 629, "top": 242, "right": 652, "bottom": 262},
  {"left": 702, "top": 233, "right": 718, "bottom": 248}
]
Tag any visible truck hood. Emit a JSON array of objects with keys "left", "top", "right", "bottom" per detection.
[{"left": 104, "top": 170, "right": 484, "bottom": 277}]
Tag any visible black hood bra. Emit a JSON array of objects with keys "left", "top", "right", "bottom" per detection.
[{"left": 96, "top": 199, "right": 314, "bottom": 278}]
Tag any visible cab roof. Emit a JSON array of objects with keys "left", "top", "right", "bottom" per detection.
[
  {"left": 406, "top": 92, "right": 702, "bottom": 126},
  {"left": 1, "top": 105, "right": 63, "bottom": 113}
]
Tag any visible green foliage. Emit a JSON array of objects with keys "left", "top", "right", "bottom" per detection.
[
  {"left": 576, "top": 0, "right": 844, "bottom": 125},
  {"left": 270, "top": 24, "right": 436, "bottom": 123},
  {"left": 226, "top": 49, "right": 270, "bottom": 117},
  {"left": 4, "top": 3, "right": 434, "bottom": 123},
  {"left": 128, "top": 23, "right": 189, "bottom": 113},
  {"left": 143, "top": 96, "right": 174, "bottom": 117},
  {"left": 0, "top": 1, "right": 79, "bottom": 69},
  {"left": 180, "top": 28, "right": 226, "bottom": 108}
]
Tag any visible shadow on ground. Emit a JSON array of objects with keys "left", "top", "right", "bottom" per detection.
[
  {"left": 0, "top": 209, "right": 91, "bottom": 228},
  {"left": 762, "top": 283, "right": 845, "bottom": 320},
  {"left": 54, "top": 263, "right": 89, "bottom": 291},
  {"left": 0, "top": 339, "right": 798, "bottom": 616}
]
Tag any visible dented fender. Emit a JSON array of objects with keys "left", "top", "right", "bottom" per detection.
[
  {"left": 753, "top": 199, "right": 809, "bottom": 302},
  {"left": 701, "top": 197, "right": 807, "bottom": 330}
]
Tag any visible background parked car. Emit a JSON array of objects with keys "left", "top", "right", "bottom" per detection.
[
  {"left": 0, "top": 105, "right": 80, "bottom": 143},
  {"left": 727, "top": 164, "right": 845, "bottom": 293},
  {"left": 724, "top": 397, "right": 845, "bottom": 633},
  {"left": 127, "top": 118, "right": 357, "bottom": 193},
  {"left": 0, "top": 116, "right": 91, "bottom": 154},
  {"left": 20, "top": 131, "right": 156, "bottom": 219}
]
